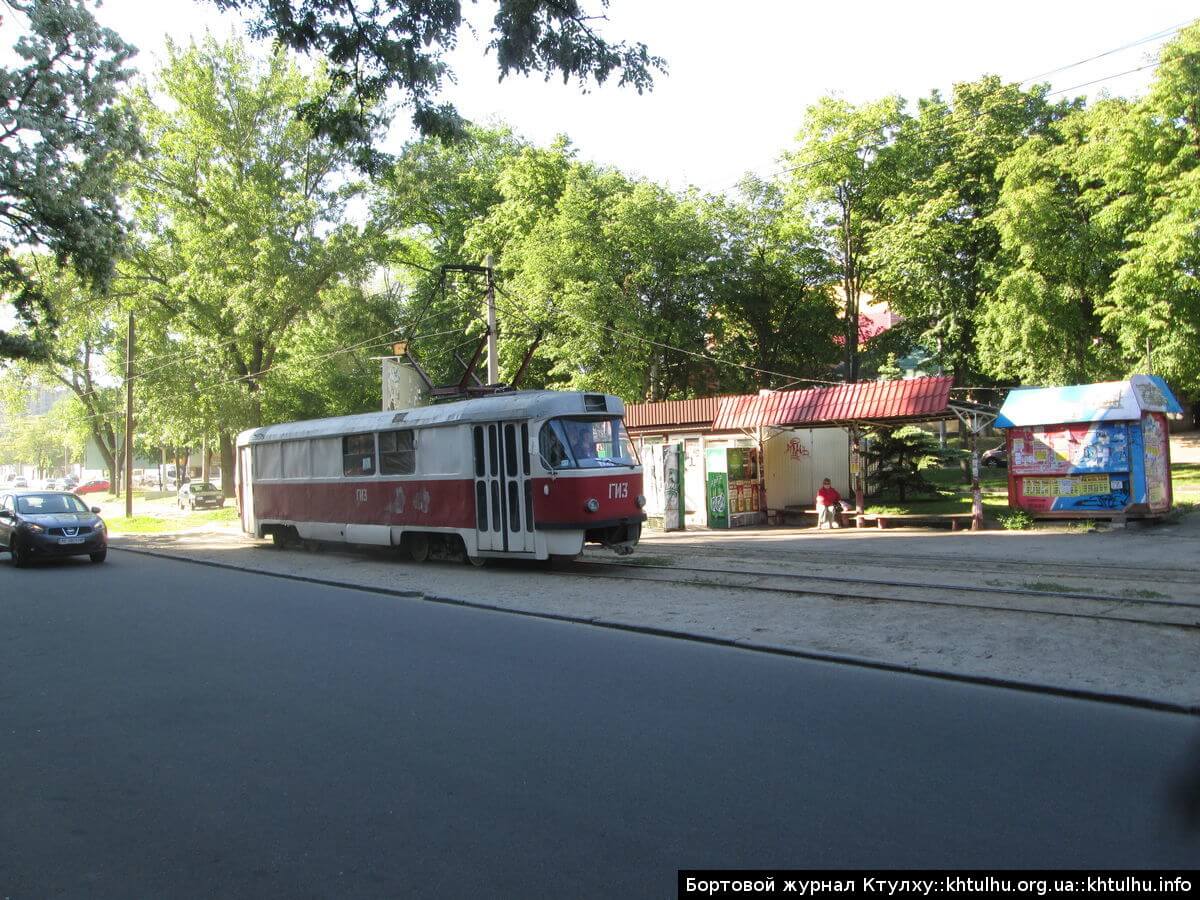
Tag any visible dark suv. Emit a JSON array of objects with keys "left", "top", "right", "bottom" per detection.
[{"left": 0, "top": 491, "right": 107, "bottom": 566}]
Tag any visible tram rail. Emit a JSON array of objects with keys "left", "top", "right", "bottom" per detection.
[{"left": 554, "top": 558, "right": 1200, "bottom": 631}]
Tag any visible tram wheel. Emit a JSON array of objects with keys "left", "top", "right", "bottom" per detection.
[
  {"left": 406, "top": 533, "right": 430, "bottom": 563},
  {"left": 465, "top": 554, "right": 487, "bottom": 568}
]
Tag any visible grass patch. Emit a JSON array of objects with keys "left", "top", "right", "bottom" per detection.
[
  {"left": 1023, "top": 581, "right": 1086, "bottom": 593},
  {"left": 104, "top": 506, "right": 237, "bottom": 534},
  {"left": 1171, "top": 463, "right": 1200, "bottom": 487},
  {"left": 1066, "top": 520, "right": 1100, "bottom": 534},
  {"left": 105, "top": 515, "right": 172, "bottom": 534},
  {"left": 1121, "top": 587, "right": 1168, "bottom": 600},
  {"left": 865, "top": 490, "right": 1008, "bottom": 518}
]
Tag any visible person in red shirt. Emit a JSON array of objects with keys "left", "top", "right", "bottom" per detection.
[{"left": 816, "top": 478, "right": 842, "bottom": 529}]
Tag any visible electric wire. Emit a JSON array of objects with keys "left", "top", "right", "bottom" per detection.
[{"left": 737, "top": 18, "right": 1192, "bottom": 195}]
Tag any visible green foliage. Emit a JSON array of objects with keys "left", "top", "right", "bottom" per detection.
[
  {"left": 783, "top": 95, "right": 906, "bottom": 381},
  {"left": 1000, "top": 510, "right": 1035, "bottom": 531},
  {"left": 123, "top": 38, "right": 381, "bottom": 445},
  {"left": 869, "top": 78, "right": 1070, "bottom": 385},
  {"left": 207, "top": 0, "right": 664, "bottom": 167},
  {"left": 0, "top": 0, "right": 142, "bottom": 360},
  {"left": 1095, "top": 22, "right": 1200, "bottom": 392},
  {"left": 704, "top": 177, "right": 841, "bottom": 390},
  {"left": 862, "top": 425, "right": 949, "bottom": 501}
]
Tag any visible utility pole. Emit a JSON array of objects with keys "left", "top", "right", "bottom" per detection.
[
  {"left": 485, "top": 253, "right": 498, "bottom": 385},
  {"left": 124, "top": 312, "right": 134, "bottom": 519}
]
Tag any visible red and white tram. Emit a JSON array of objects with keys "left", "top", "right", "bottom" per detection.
[{"left": 235, "top": 390, "right": 645, "bottom": 562}]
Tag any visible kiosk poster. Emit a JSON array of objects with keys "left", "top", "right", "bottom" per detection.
[
  {"left": 1141, "top": 413, "right": 1170, "bottom": 511},
  {"left": 1015, "top": 473, "right": 1130, "bottom": 513},
  {"left": 1009, "top": 423, "right": 1129, "bottom": 475}
]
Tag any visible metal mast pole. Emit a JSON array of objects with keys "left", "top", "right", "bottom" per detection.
[
  {"left": 485, "top": 254, "right": 498, "bottom": 385},
  {"left": 124, "top": 311, "right": 135, "bottom": 519}
]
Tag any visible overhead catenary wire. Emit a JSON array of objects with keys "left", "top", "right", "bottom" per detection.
[
  {"left": 736, "top": 17, "right": 1192, "bottom": 195},
  {"left": 6, "top": 274, "right": 488, "bottom": 424}
]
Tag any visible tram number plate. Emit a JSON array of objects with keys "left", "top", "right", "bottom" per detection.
[
  {"left": 608, "top": 482, "right": 628, "bottom": 500},
  {"left": 355, "top": 488, "right": 368, "bottom": 503}
]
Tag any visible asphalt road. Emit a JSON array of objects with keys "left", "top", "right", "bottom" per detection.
[{"left": 1, "top": 551, "right": 1197, "bottom": 898}]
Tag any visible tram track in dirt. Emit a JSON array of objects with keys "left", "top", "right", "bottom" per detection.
[
  {"left": 623, "top": 546, "right": 1200, "bottom": 588},
  {"left": 555, "top": 559, "right": 1200, "bottom": 631}
]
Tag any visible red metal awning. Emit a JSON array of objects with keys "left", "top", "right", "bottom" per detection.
[
  {"left": 712, "top": 376, "right": 954, "bottom": 431},
  {"left": 624, "top": 396, "right": 725, "bottom": 432}
]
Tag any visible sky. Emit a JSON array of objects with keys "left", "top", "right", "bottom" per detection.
[{"left": 66, "top": 0, "right": 1200, "bottom": 195}]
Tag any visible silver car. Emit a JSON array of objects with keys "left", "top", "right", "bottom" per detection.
[{"left": 178, "top": 481, "right": 224, "bottom": 510}]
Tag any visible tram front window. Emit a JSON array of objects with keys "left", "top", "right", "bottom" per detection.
[{"left": 539, "top": 418, "right": 639, "bottom": 469}]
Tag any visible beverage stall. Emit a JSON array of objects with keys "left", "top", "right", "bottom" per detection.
[
  {"left": 995, "top": 375, "right": 1181, "bottom": 520},
  {"left": 704, "top": 446, "right": 764, "bottom": 528}
]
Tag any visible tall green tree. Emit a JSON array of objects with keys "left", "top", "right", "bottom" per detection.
[
  {"left": 476, "top": 155, "right": 718, "bottom": 399},
  {"left": 4, "top": 255, "right": 127, "bottom": 488},
  {"left": 1097, "top": 22, "right": 1200, "bottom": 393},
  {"left": 869, "top": 78, "right": 1067, "bottom": 385},
  {"left": 782, "top": 95, "right": 906, "bottom": 383},
  {"left": 124, "top": 38, "right": 380, "bottom": 492},
  {"left": 977, "top": 101, "right": 1127, "bottom": 385},
  {"left": 705, "top": 177, "right": 840, "bottom": 390},
  {"left": 0, "top": 0, "right": 141, "bottom": 360},
  {"left": 369, "top": 125, "right": 531, "bottom": 384}
]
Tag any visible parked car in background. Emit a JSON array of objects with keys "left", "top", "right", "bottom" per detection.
[
  {"left": 0, "top": 490, "right": 107, "bottom": 566},
  {"left": 12, "top": 476, "right": 28, "bottom": 488},
  {"left": 75, "top": 479, "right": 110, "bottom": 495},
  {"left": 61, "top": 475, "right": 79, "bottom": 491},
  {"left": 43, "top": 478, "right": 59, "bottom": 491},
  {"left": 178, "top": 481, "right": 224, "bottom": 510},
  {"left": 981, "top": 446, "right": 1008, "bottom": 468}
]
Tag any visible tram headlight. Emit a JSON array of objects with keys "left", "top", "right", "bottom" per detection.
[
  {"left": 585, "top": 498, "right": 600, "bottom": 513},
  {"left": 635, "top": 494, "right": 646, "bottom": 508}
]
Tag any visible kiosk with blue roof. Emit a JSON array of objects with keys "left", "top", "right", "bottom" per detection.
[{"left": 995, "top": 375, "right": 1181, "bottom": 520}]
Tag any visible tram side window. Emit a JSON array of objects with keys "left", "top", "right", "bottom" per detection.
[
  {"left": 379, "top": 430, "right": 415, "bottom": 475},
  {"left": 311, "top": 438, "right": 341, "bottom": 477},
  {"left": 282, "top": 440, "right": 310, "bottom": 479},
  {"left": 254, "top": 442, "right": 282, "bottom": 479},
  {"left": 342, "top": 433, "right": 376, "bottom": 477}
]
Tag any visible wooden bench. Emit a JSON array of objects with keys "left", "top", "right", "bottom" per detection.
[
  {"left": 776, "top": 505, "right": 851, "bottom": 528},
  {"left": 856, "top": 513, "right": 977, "bottom": 531}
]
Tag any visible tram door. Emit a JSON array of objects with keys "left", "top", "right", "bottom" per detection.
[
  {"left": 473, "top": 422, "right": 535, "bottom": 553},
  {"left": 238, "top": 445, "right": 256, "bottom": 534}
]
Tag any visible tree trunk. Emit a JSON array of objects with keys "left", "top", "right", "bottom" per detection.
[{"left": 219, "top": 432, "right": 235, "bottom": 498}]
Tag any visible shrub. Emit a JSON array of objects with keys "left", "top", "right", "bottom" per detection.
[
  {"left": 999, "top": 510, "right": 1034, "bottom": 531},
  {"left": 862, "top": 425, "right": 951, "bottom": 501}
]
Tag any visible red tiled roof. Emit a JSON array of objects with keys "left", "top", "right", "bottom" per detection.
[
  {"left": 712, "top": 376, "right": 953, "bottom": 430},
  {"left": 624, "top": 396, "right": 725, "bottom": 431}
]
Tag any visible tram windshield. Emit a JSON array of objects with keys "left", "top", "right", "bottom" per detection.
[{"left": 539, "top": 417, "right": 640, "bottom": 470}]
